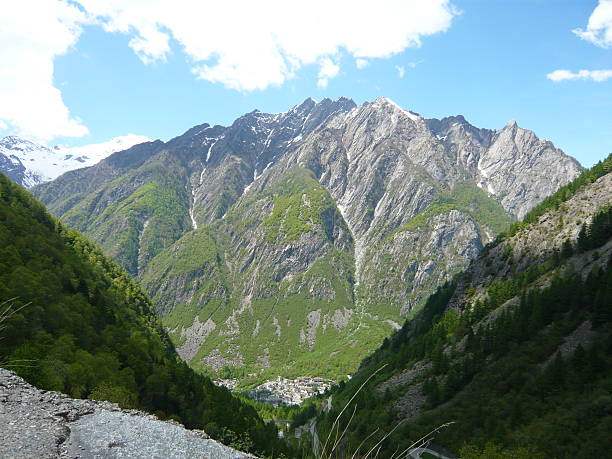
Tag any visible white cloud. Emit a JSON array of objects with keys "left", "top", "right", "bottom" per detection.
[
  {"left": 76, "top": 0, "right": 457, "bottom": 91},
  {"left": 547, "top": 69, "right": 612, "bottom": 82},
  {"left": 0, "top": 0, "right": 89, "bottom": 140},
  {"left": 396, "top": 65, "right": 406, "bottom": 78},
  {"left": 317, "top": 58, "right": 340, "bottom": 88},
  {"left": 2, "top": 0, "right": 456, "bottom": 139},
  {"left": 355, "top": 58, "right": 369, "bottom": 69},
  {"left": 573, "top": 0, "right": 612, "bottom": 48}
]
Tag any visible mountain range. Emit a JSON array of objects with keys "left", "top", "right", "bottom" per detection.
[
  {"left": 0, "top": 96, "right": 609, "bottom": 458},
  {"left": 0, "top": 134, "right": 150, "bottom": 187},
  {"left": 29, "top": 97, "right": 583, "bottom": 384}
]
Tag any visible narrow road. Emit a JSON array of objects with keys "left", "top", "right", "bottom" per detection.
[{"left": 408, "top": 444, "right": 455, "bottom": 459}]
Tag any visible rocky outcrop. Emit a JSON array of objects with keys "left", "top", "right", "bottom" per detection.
[
  {"left": 477, "top": 121, "right": 582, "bottom": 219},
  {"left": 453, "top": 172, "right": 612, "bottom": 304},
  {"left": 0, "top": 368, "right": 254, "bottom": 458}
]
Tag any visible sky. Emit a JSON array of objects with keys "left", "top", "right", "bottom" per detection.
[{"left": 1, "top": 0, "right": 611, "bottom": 167}]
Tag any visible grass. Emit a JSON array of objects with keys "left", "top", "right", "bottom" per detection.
[
  {"left": 262, "top": 169, "right": 337, "bottom": 243},
  {"left": 394, "top": 182, "right": 512, "bottom": 237}
]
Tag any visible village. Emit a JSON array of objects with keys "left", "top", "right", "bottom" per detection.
[{"left": 248, "top": 376, "right": 335, "bottom": 406}]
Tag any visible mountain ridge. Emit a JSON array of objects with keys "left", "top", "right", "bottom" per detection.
[{"left": 32, "top": 97, "right": 583, "bottom": 383}]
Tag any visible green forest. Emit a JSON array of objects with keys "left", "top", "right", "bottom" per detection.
[
  {"left": 0, "top": 173, "right": 290, "bottom": 457},
  {"left": 307, "top": 223, "right": 611, "bottom": 458}
]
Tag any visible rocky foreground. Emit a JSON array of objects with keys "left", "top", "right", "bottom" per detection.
[{"left": 0, "top": 368, "right": 255, "bottom": 458}]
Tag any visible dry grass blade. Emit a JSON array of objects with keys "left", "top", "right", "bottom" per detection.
[
  {"left": 319, "top": 364, "right": 387, "bottom": 459},
  {"left": 0, "top": 298, "right": 30, "bottom": 329},
  {"left": 0, "top": 298, "right": 31, "bottom": 366},
  {"left": 329, "top": 404, "right": 357, "bottom": 454},
  {"left": 362, "top": 419, "right": 406, "bottom": 458},
  {"left": 350, "top": 427, "right": 380, "bottom": 459}
]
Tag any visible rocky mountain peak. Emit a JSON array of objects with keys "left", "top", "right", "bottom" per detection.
[
  {"left": 504, "top": 119, "right": 518, "bottom": 128},
  {"left": 369, "top": 96, "right": 421, "bottom": 122},
  {"left": 479, "top": 122, "right": 582, "bottom": 218},
  {"left": 293, "top": 96, "right": 317, "bottom": 112},
  {"left": 32, "top": 97, "right": 585, "bottom": 384},
  {"left": 1, "top": 135, "right": 41, "bottom": 149}
]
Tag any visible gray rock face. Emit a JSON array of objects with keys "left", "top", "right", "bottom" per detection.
[
  {"left": 32, "top": 96, "right": 583, "bottom": 381},
  {"left": 0, "top": 368, "right": 254, "bottom": 458},
  {"left": 426, "top": 116, "right": 582, "bottom": 219},
  {"left": 0, "top": 149, "right": 32, "bottom": 187},
  {"left": 477, "top": 121, "right": 582, "bottom": 219}
]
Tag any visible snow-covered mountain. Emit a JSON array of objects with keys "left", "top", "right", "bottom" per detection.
[{"left": 0, "top": 134, "right": 151, "bottom": 187}]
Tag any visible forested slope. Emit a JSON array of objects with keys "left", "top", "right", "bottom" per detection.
[
  {"left": 0, "top": 173, "right": 288, "bottom": 456},
  {"left": 304, "top": 155, "right": 612, "bottom": 458}
]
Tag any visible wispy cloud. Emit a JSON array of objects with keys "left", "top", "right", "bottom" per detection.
[
  {"left": 317, "top": 58, "right": 340, "bottom": 88},
  {"left": 355, "top": 58, "right": 369, "bottom": 69},
  {"left": 573, "top": 0, "right": 612, "bottom": 48},
  {"left": 546, "top": 2, "right": 612, "bottom": 84},
  {"left": 547, "top": 69, "right": 612, "bottom": 82},
  {"left": 396, "top": 65, "right": 406, "bottom": 78}
]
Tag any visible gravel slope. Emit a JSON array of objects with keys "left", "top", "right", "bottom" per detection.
[{"left": 0, "top": 368, "right": 255, "bottom": 458}]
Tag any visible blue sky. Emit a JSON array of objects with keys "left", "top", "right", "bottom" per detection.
[{"left": 1, "top": 0, "right": 611, "bottom": 166}]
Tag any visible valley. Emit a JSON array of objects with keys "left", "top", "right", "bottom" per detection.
[
  {"left": 306, "top": 156, "right": 612, "bottom": 457},
  {"left": 2, "top": 2, "right": 610, "bottom": 457},
  {"left": 0, "top": 102, "right": 609, "bottom": 458},
  {"left": 28, "top": 97, "right": 582, "bottom": 385}
]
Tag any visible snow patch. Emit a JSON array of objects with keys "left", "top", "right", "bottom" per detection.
[
  {"left": 376, "top": 97, "right": 420, "bottom": 122},
  {"left": 205, "top": 137, "right": 223, "bottom": 162},
  {"left": 242, "top": 161, "right": 273, "bottom": 196},
  {"left": 0, "top": 134, "right": 150, "bottom": 187},
  {"left": 477, "top": 157, "right": 490, "bottom": 179},
  {"left": 190, "top": 204, "right": 198, "bottom": 230}
]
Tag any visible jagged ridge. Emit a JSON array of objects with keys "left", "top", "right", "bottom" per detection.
[{"left": 32, "top": 97, "right": 583, "bottom": 383}]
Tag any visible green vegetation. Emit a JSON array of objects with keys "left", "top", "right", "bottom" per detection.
[
  {"left": 0, "top": 174, "right": 289, "bottom": 457},
  {"left": 312, "top": 255, "right": 611, "bottom": 458},
  {"left": 458, "top": 443, "right": 545, "bottom": 459},
  {"left": 137, "top": 167, "right": 382, "bottom": 384},
  {"left": 53, "top": 160, "right": 190, "bottom": 276},
  {"left": 263, "top": 169, "right": 337, "bottom": 243},
  {"left": 394, "top": 182, "right": 512, "bottom": 236},
  {"left": 158, "top": 246, "right": 367, "bottom": 386}
]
